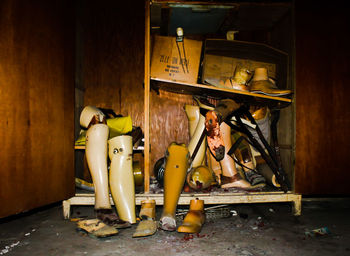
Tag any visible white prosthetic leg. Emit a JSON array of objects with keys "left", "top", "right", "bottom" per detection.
[
  {"left": 85, "top": 123, "right": 110, "bottom": 209},
  {"left": 81, "top": 106, "right": 111, "bottom": 210},
  {"left": 108, "top": 135, "right": 136, "bottom": 224},
  {"left": 185, "top": 105, "right": 206, "bottom": 168}
]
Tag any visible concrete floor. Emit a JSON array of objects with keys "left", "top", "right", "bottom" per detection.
[{"left": 1, "top": 199, "right": 350, "bottom": 256}]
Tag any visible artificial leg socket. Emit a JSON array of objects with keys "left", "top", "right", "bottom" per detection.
[
  {"left": 108, "top": 135, "right": 136, "bottom": 224},
  {"left": 160, "top": 143, "right": 190, "bottom": 231},
  {"left": 177, "top": 199, "right": 205, "bottom": 234}
]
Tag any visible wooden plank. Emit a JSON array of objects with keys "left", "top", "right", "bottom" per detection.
[
  {"left": 63, "top": 192, "right": 302, "bottom": 218},
  {"left": 144, "top": 0, "right": 151, "bottom": 193},
  {"left": 0, "top": 0, "right": 75, "bottom": 218},
  {"left": 151, "top": 77, "right": 292, "bottom": 108}
]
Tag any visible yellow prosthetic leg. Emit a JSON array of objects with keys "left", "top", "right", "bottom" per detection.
[
  {"left": 108, "top": 135, "right": 136, "bottom": 224},
  {"left": 177, "top": 199, "right": 205, "bottom": 234},
  {"left": 185, "top": 105, "right": 206, "bottom": 168},
  {"left": 133, "top": 199, "right": 157, "bottom": 238},
  {"left": 160, "top": 143, "right": 190, "bottom": 231}
]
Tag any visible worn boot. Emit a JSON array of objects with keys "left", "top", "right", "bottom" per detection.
[
  {"left": 108, "top": 135, "right": 136, "bottom": 224},
  {"left": 177, "top": 199, "right": 206, "bottom": 234},
  {"left": 160, "top": 143, "right": 190, "bottom": 231},
  {"left": 249, "top": 68, "right": 292, "bottom": 96},
  {"left": 133, "top": 199, "right": 157, "bottom": 238}
]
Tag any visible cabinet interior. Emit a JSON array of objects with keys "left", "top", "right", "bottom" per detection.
[{"left": 74, "top": 0, "right": 296, "bottom": 193}]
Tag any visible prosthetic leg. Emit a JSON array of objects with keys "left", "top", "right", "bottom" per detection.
[
  {"left": 205, "top": 99, "right": 240, "bottom": 161},
  {"left": 133, "top": 199, "right": 157, "bottom": 238},
  {"left": 177, "top": 199, "right": 205, "bottom": 234},
  {"left": 80, "top": 106, "right": 128, "bottom": 227},
  {"left": 219, "top": 122, "right": 253, "bottom": 189},
  {"left": 160, "top": 143, "right": 190, "bottom": 231},
  {"left": 185, "top": 105, "right": 206, "bottom": 168},
  {"left": 108, "top": 135, "right": 136, "bottom": 224}
]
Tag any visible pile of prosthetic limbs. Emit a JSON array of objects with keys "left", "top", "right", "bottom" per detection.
[
  {"left": 77, "top": 106, "right": 136, "bottom": 237},
  {"left": 76, "top": 97, "right": 290, "bottom": 237}
]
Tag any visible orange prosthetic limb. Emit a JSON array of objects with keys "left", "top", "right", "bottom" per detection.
[
  {"left": 160, "top": 143, "right": 190, "bottom": 231},
  {"left": 177, "top": 199, "right": 205, "bottom": 234},
  {"left": 219, "top": 122, "right": 255, "bottom": 189}
]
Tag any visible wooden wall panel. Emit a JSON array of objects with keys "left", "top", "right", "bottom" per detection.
[
  {"left": 0, "top": 0, "right": 75, "bottom": 218},
  {"left": 81, "top": 0, "right": 145, "bottom": 129},
  {"left": 295, "top": 1, "right": 350, "bottom": 194},
  {"left": 150, "top": 90, "right": 194, "bottom": 173}
]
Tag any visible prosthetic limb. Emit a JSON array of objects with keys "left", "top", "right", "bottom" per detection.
[
  {"left": 133, "top": 199, "right": 157, "bottom": 238},
  {"left": 249, "top": 67, "right": 292, "bottom": 96},
  {"left": 205, "top": 99, "right": 240, "bottom": 161},
  {"left": 177, "top": 199, "right": 205, "bottom": 234},
  {"left": 80, "top": 106, "right": 128, "bottom": 227},
  {"left": 186, "top": 165, "right": 216, "bottom": 191},
  {"left": 108, "top": 135, "right": 136, "bottom": 224},
  {"left": 85, "top": 124, "right": 110, "bottom": 209},
  {"left": 160, "top": 143, "right": 190, "bottom": 231},
  {"left": 185, "top": 105, "right": 206, "bottom": 168},
  {"left": 219, "top": 122, "right": 258, "bottom": 189},
  {"left": 184, "top": 105, "right": 200, "bottom": 137}
]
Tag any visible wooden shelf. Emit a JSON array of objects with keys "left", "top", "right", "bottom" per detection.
[
  {"left": 74, "top": 145, "right": 144, "bottom": 151},
  {"left": 151, "top": 77, "right": 293, "bottom": 109},
  {"left": 62, "top": 191, "right": 302, "bottom": 219}
]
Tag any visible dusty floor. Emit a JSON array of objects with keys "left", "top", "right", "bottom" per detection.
[{"left": 1, "top": 198, "right": 350, "bottom": 256}]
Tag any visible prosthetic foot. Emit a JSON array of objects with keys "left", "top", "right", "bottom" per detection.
[
  {"left": 177, "top": 199, "right": 205, "bottom": 234},
  {"left": 205, "top": 99, "right": 240, "bottom": 161},
  {"left": 160, "top": 143, "right": 190, "bottom": 231},
  {"left": 108, "top": 135, "right": 136, "bottom": 224},
  {"left": 76, "top": 219, "right": 118, "bottom": 238},
  {"left": 133, "top": 199, "right": 157, "bottom": 238},
  {"left": 249, "top": 68, "right": 292, "bottom": 96}
]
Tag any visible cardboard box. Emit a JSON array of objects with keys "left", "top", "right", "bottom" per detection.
[
  {"left": 151, "top": 35, "right": 203, "bottom": 84},
  {"left": 202, "top": 39, "right": 288, "bottom": 89}
]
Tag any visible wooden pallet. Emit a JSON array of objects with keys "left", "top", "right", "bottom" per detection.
[{"left": 62, "top": 191, "right": 301, "bottom": 219}]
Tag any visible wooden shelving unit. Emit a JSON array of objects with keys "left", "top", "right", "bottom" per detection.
[
  {"left": 63, "top": 0, "right": 301, "bottom": 219},
  {"left": 151, "top": 77, "right": 293, "bottom": 109}
]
